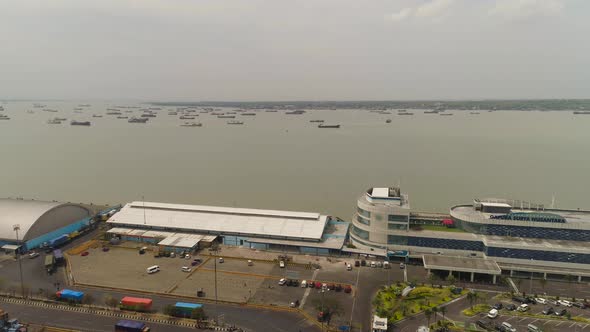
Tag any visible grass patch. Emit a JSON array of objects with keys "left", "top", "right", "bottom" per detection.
[
  {"left": 462, "top": 304, "right": 490, "bottom": 317},
  {"left": 373, "top": 284, "right": 466, "bottom": 323},
  {"left": 411, "top": 225, "right": 467, "bottom": 233}
]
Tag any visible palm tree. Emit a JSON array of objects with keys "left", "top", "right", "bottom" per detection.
[
  {"left": 439, "top": 306, "right": 447, "bottom": 321},
  {"left": 467, "top": 291, "right": 477, "bottom": 309},
  {"left": 432, "top": 306, "right": 439, "bottom": 323},
  {"left": 424, "top": 308, "right": 433, "bottom": 327}
]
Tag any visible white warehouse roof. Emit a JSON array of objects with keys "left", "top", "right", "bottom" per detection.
[{"left": 108, "top": 202, "right": 328, "bottom": 241}]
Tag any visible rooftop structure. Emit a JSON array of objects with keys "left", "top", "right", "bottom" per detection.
[
  {"left": 0, "top": 198, "right": 91, "bottom": 243},
  {"left": 108, "top": 201, "right": 328, "bottom": 241}
]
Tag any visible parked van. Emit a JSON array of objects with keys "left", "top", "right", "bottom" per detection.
[
  {"left": 346, "top": 263, "right": 352, "bottom": 271},
  {"left": 518, "top": 304, "right": 530, "bottom": 312},
  {"left": 146, "top": 265, "right": 160, "bottom": 274},
  {"left": 527, "top": 323, "right": 542, "bottom": 332},
  {"left": 370, "top": 261, "right": 376, "bottom": 268},
  {"left": 383, "top": 261, "right": 390, "bottom": 269},
  {"left": 247, "top": 260, "right": 253, "bottom": 266},
  {"left": 301, "top": 280, "right": 307, "bottom": 288},
  {"left": 501, "top": 322, "right": 516, "bottom": 332}
]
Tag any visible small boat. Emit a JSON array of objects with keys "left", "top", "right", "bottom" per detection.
[
  {"left": 386, "top": 119, "right": 392, "bottom": 123},
  {"left": 286, "top": 110, "right": 305, "bottom": 115},
  {"left": 168, "top": 112, "right": 178, "bottom": 115},
  {"left": 318, "top": 124, "right": 340, "bottom": 128},
  {"left": 180, "top": 122, "right": 203, "bottom": 127},
  {"left": 140, "top": 114, "right": 156, "bottom": 118},
  {"left": 241, "top": 113, "right": 256, "bottom": 116},
  {"left": 469, "top": 112, "right": 480, "bottom": 115},
  {"left": 265, "top": 110, "right": 278, "bottom": 112},
  {"left": 117, "top": 116, "right": 129, "bottom": 119},
  {"left": 0, "top": 115, "right": 10, "bottom": 120},
  {"left": 47, "top": 119, "right": 62, "bottom": 124},
  {"left": 55, "top": 117, "right": 67, "bottom": 121},
  {"left": 218, "top": 115, "right": 235, "bottom": 119},
  {"left": 128, "top": 117, "right": 148, "bottom": 123},
  {"left": 43, "top": 109, "right": 58, "bottom": 113},
  {"left": 78, "top": 104, "right": 91, "bottom": 107},
  {"left": 179, "top": 115, "right": 196, "bottom": 120},
  {"left": 106, "top": 111, "right": 122, "bottom": 115},
  {"left": 439, "top": 113, "right": 454, "bottom": 116},
  {"left": 227, "top": 120, "right": 244, "bottom": 125},
  {"left": 107, "top": 108, "right": 120, "bottom": 111},
  {"left": 70, "top": 120, "right": 91, "bottom": 126},
  {"left": 73, "top": 107, "right": 83, "bottom": 111},
  {"left": 424, "top": 110, "right": 439, "bottom": 114},
  {"left": 379, "top": 111, "right": 391, "bottom": 114},
  {"left": 309, "top": 120, "right": 324, "bottom": 123},
  {"left": 93, "top": 114, "right": 103, "bottom": 118},
  {"left": 573, "top": 111, "right": 590, "bottom": 115},
  {"left": 398, "top": 112, "right": 414, "bottom": 116}
]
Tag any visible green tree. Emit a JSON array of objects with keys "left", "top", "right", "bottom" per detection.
[
  {"left": 467, "top": 291, "right": 477, "bottom": 309},
  {"left": 446, "top": 274, "right": 456, "bottom": 286},
  {"left": 104, "top": 294, "right": 119, "bottom": 309},
  {"left": 439, "top": 306, "right": 447, "bottom": 321},
  {"left": 432, "top": 306, "right": 439, "bottom": 323},
  {"left": 424, "top": 308, "right": 433, "bottom": 327},
  {"left": 428, "top": 273, "right": 438, "bottom": 287},
  {"left": 163, "top": 304, "right": 179, "bottom": 317}
]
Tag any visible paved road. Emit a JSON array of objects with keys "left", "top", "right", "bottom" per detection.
[{"left": 0, "top": 301, "right": 198, "bottom": 332}]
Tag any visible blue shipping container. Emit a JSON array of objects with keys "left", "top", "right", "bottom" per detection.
[
  {"left": 58, "top": 289, "right": 84, "bottom": 301},
  {"left": 50, "top": 234, "right": 69, "bottom": 247},
  {"left": 174, "top": 302, "right": 203, "bottom": 310}
]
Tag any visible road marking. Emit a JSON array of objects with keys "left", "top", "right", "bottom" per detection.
[
  {"left": 581, "top": 324, "right": 588, "bottom": 329},
  {"left": 299, "top": 269, "right": 318, "bottom": 309},
  {"left": 555, "top": 321, "right": 563, "bottom": 326},
  {"left": 570, "top": 322, "right": 578, "bottom": 328},
  {"left": 504, "top": 316, "right": 515, "bottom": 322},
  {"left": 518, "top": 317, "right": 527, "bottom": 322}
]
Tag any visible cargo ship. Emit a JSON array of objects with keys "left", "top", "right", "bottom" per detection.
[
  {"left": 180, "top": 122, "right": 203, "bottom": 127},
  {"left": 318, "top": 124, "right": 340, "bottom": 128},
  {"left": 128, "top": 117, "right": 148, "bottom": 123}
]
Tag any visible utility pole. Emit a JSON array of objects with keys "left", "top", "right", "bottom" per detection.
[
  {"left": 13, "top": 224, "right": 25, "bottom": 298},
  {"left": 213, "top": 246, "right": 219, "bottom": 324}
]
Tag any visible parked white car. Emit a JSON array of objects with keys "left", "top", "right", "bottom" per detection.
[
  {"left": 518, "top": 304, "right": 529, "bottom": 312},
  {"left": 181, "top": 266, "right": 192, "bottom": 272},
  {"left": 558, "top": 299, "right": 572, "bottom": 307},
  {"left": 535, "top": 298, "right": 547, "bottom": 305},
  {"left": 28, "top": 252, "right": 40, "bottom": 259},
  {"left": 487, "top": 309, "right": 498, "bottom": 319},
  {"left": 370, "top": 261, "right": 376, "bottom": 268},
  {"left": 501, "top": 322, "right": 516, "bottom": 332},
  {"left": 279, "top": 260, "right": 285, "bottom": 268},
  {"left": 278, "top": 278, "right": 287, "bottom": 286}
]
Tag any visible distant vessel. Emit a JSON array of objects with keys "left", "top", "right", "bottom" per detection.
[
  {"left": 180, "top": 122, "right": 203, "bottom": 127},
  {"left": 379, "top": 111, "right": 391, "bottom": 114},
  {"left": 424, "top": 110, "right": 439, "bottom": 114},
  {"left": 43, "top": 109, "right": 58, "bottom": 113},
  {"left": 107, "top": 108, "right": 120, "bottom": 111},
  {"left": 128, "top": 117, "right": 148, "bottom": 123},
  {"left": 241, "top": 113, "right": 256, "bottom": 116},
  {"left": 180, "top": 115, "right": 196, "bottom": 120},
  {"left": 310, "top": 120, "right": 325, "bottom": 123},
  {"left": 0, "top": 115, "right": 10, "bottom": 120},
  {"left": 93, "top": 114, "right": 103, "bottom": 118},
  {"left": 265, "top": 110, "right": 278, "bottom": 112},
  {"left": 440, "top": 113, "right": 454, "bottom": 116},
  {"left": 573, "top": 111, "right": 590, "bottom": 115},
  {"left": 469, "top": 112, "right": 480, "bottom": 115},
  {"left": 55, "top": 117, "right": 67, "bottom": 121},
  {"left": 0, "top": 106, "right": 4, "bottom": 111},
  {"left": 218, "top": 115, "right": 235, "bottom": 119},
  {"left": 386, "top": 119, "right": 392, "bottom": 123},
  {"left": 140, "top": 114, "right": 156, "bottom": 118},
  {"left": 168, "top": 112, "right": 178, "bottom": 115},
  {"left": 227, "top": 120, "right": 244, "bottom": 125},
  {"left": 318, "top": 124, "right": 340, "bottom": 128},
  {"left": 70, "top": 120, "right": 91, "bottom": 126},
  {"left": 286, "top": 110, "right": 305, "bottom": 115},
  {"left": 106, "top": 111, "right": 122, "bottom": 115},
  {"left": 73, "top": 107, "right": 83, "bottom": 111},
  {"left": 47, "top": 119, "right": 62, "bottom": 124},
  {"left": 78, "top": 104, "right": 91, "bottom": 107},
  {"left": 398, "top": 112, "right": 414, "bottom": 116},
  {"left": 117, "top": 116, "right": 129, "bottom": 119}
]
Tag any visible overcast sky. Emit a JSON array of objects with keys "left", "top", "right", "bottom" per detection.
[{"left": 1, "top": 0, "right": 588, "bottom": 101}]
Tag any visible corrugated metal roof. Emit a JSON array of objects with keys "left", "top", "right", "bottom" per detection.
[
  {"left": 0, "top": 199, "right": 64, "bottom": 241},
  {"left": 158, "top": 236, "right": 201, "bottom": 248},
  {"left": 108, "top": 202, "right": 327, "bottom": 240}
]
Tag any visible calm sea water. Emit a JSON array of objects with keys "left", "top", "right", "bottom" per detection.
[{"left": 1, "top": 101, "right": 589, "bottom": 218}]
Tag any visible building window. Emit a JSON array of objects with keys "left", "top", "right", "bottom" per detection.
[
  {"left": 388, "top": 223, "right": 407, "bottom": 231},
  {"left": 356, "top": 215, "right": 370, "bottom": 226},
  {"left": 352, "top": 225, "right": 370, "bottom": 240},
  {"left": 388, "top": 214, "right": 408, "bottom": 222},
  {"left": 357, "top": 207, "right": 371, "bottom": 218}
]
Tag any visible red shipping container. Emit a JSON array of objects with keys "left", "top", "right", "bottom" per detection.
[{"left": 120, "top": 296, "right": 153, "bottom": 311}]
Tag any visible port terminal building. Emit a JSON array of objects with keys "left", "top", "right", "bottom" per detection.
[
  {"left": 106, "top": 201, "right": 349, "bottom": 255},
  {"left": 0, "top": 198, "right": 101, "bottom": 252},
  {"left": 350, "top": 187, "right": 590, "bottom": 283}
]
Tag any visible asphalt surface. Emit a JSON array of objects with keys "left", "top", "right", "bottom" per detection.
[{"left": 0, "top": 301, "right": 199, "bottom": 332}]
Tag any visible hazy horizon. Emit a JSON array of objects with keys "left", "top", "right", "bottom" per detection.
[{"left": 2, "top": 0, "right": 589, "bottom": 101}]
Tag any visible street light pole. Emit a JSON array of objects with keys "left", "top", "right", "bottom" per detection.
[
  {"left": 13, "top": 224, "right": 25, "bottom": 298},
  {"left": 213, "top": 246, "right": 219, "bottom": 324}
]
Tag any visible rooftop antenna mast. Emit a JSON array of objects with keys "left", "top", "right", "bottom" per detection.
[{"left": 551, "top": 195, "right": 556, "bottom": 209}]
